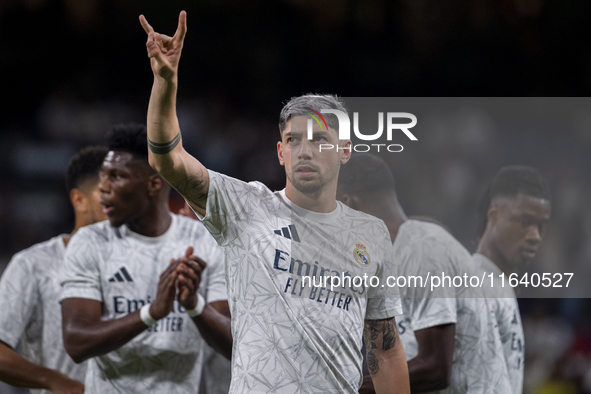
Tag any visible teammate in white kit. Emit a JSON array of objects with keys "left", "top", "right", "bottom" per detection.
[
  {"left": 59, "top": 124, "right": 232, "bottom": 393},
  {"left": 474, "top": 165, "right": 551, "bottom": 394},
  {"left": 0, "top": 146, "right": 107, "bottom": 394},
  {"left": 337, "top": 154, "right": 511, "bottom": 394},
  {"left": 177, "top": 201, "right": 232, "bottom": 394},
  {"left": 139, "top": 11, "right": 410, "bottom": 394}
]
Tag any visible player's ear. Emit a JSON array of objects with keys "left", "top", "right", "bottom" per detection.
[
  {"left": 147, "top": 173, "right": 164, "bottom": 196},
  {"left": 70, "top": 188, "right": 88, "bottom": 213},
  {"left": 277, "top": 141, "right": 285, "bottom": 166},
  {"left": 487, "top": 202, "right": 499, "bottom": 225},
  {"left": 339, "top": 140, "right": 352, "bottom": 164}
]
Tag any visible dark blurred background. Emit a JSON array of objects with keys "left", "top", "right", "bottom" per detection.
[{"left": 1, "top": 0, "right": 590, "bottom": 393}]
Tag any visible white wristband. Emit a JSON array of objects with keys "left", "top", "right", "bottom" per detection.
[
  {"left": 140, "top": 304, "right": 158, "bottom": 326},
  {"left": 187, "top": 294, "right": 206, "bottom": 317}
]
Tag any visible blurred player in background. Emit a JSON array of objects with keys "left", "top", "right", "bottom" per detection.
[
  {"left": 177, "top": 201, "right": 232, "bottom": 394},
  {"left": 59, "top": 124, "right": 231, "bottom": 393},
  {"left": 474, "top": 165, "right": 551, "bottom": 394},
  {"left": 337, "top": 154, "right": 511, "bottom": 394},
  {"left": 0, "top": 146, "right": 107, "bottom": 394},
  {"left": 140, "top": 11, "right": 409, "bottom": 394}
]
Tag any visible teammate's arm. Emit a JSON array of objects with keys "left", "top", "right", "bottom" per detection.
[
  {"left": 407, "top": 323, "right": 455, "bottom": 392},
  {"left": 176, "top": 248, "right": 233, "bottom": 359},
  {"left": 190, "top": 301, "right": 232, "bottom": 360},
  {"left": 0, "top": 341, "right": 83, "bottom": 394},
  {"left": 61, "top": 262, "right": 179, "bottom": 363},
  {"left": 139, "top": 12, "right": 209, "bottom": 216},
  {"left": 363, "top": 317, "right": 410, "bottom": 394}
]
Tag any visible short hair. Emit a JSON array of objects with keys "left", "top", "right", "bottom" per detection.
[
  {"left": 278, "top": 93, "right": 348, "bottom": 135},
  {"left": 476, "top": 165, "right": 551, "bottom": 238},
  {"left": 338, "top": 154, "right": 396, "bottom": 196},
  {"left": 106, "top": 123, "right": 148, "bottom": 161},
  {"left": 65, "top": 145, "right": 108, "bottom": 192}
]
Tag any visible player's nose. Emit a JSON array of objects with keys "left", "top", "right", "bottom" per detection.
[
  {"left": 98, "top": 175, "right": 111, "bottom": 194},
  {"left": 297, "top": 139, "right": 314, "bottom": 160},
  {"left": 525, "top": 225, "right": 542, "bottom": 244}
]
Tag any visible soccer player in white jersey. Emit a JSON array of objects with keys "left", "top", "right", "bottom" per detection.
[
  {"left": 474, "top": 165, "right": 551, "bottom": 394},
  {"left": 178, "top": 201, "right": 232, "bottom": 394},
  {"left": 337, "top": 154, "right": 511, "bottom": 394},
  {"left": 139, "top": 11, "right": 410, "bottom": 394},
  {"left": 59, "top": 124, "right": 232, "bottom": 393},
  {"left": 0, "top": 146, "right": 107, "bottom": 394}
]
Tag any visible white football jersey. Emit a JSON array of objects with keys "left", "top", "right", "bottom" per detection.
[
  {"left": 473, "top": 253, "right": 524, "bottom": 394},
  {"left": 393, "top": 220, "right": 511, "bottom": 394},
  {"left": 0, "top": 235, "right": 86, "bottom": 394},
  {"left": 59, "top": 214, "right": 226, "bottom": 394},
  {"left": 201, "top": 343, "right": 232, "bottom": 394},
  {"left": 196, "top": 170, "right": 403, "bottom": 394}
]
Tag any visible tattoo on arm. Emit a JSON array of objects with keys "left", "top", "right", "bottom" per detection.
[
  {"left": 363, "top": 318, "right": 398, "bottom": 375},
  {"left": 148, "top": 133, "right": 182, "bottom": 154},
  {"left": 174, "top": 169, "right": 208, "bottom": 209}
]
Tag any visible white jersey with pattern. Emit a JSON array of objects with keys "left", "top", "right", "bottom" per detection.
[
  {"left": 196, "top": 170, "right": 403, "bottom": 394},
  {"left": 393, "top": 220, "right": 511, "bottom": 394},
  {"left": 59, "top": 214, "right": 226, "bottom": 394},
  {"left": 473, "top": 253, "right": 524, "bottom": 394},
  {"left": 0, "top": 235, "right": 87, "bottom": 394}
]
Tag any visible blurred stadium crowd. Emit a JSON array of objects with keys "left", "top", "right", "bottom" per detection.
[{"left": 1, "top": 0, "right": 590, "bottom": 393}]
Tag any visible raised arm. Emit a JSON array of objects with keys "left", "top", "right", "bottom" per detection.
[
  {"left": 363, "top": 317, "right": 410, "bottom": 394},
  {"left": 139, "top": 11, "right": 209, "bottom": 216},
  {"left": 61, "top": 262, "right": 179, "bottom": 363}
]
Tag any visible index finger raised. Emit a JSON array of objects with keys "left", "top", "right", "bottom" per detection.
[{"left": 139, "top": 14, "right": 154, "bottom": 35}]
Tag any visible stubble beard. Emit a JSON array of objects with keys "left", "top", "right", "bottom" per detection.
[{"left": 286, "top": 164, "right": 339, "bottom": 197}]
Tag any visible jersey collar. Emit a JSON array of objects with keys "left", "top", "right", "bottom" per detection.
[{"left": 278, "top": 189, "right": 342, "bottom": 222}]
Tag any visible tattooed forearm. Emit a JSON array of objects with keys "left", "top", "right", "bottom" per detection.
[
  {"left": 174, "top": 170, "right": 208, "bottom": 209},
  {"left": 382, "top": 319, "right": 397, "bottom": 351},
  {"left": 364, "top": 317, "right": 399, "bottom": 375},
  {"left": 367, "top": 349, "right": 379, "bottom": 374}
]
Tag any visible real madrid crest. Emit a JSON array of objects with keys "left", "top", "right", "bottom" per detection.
[{"left": 353, "top": 241, "right": 371, "bottom": 267}]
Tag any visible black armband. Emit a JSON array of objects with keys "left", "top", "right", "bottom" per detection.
[{"left": 148, "top": 133, "right": 181, "bottom": 154}]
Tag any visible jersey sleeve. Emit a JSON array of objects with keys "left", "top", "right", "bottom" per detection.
[
  {"left": 202, "top": 238, "right": 227, "bottom": 304},
  {"left": 405, "top": 238, "right": 457, "bottom": 331},
  {"left": 0, "top": 254, "right": 38, "bottom": 348},
  {"left": 196, "top": 170, "right": 267, "bottom": 246},
  {"left": 365, "top": 236, "right": 403, "bottom": 320},
  {"left": 60, "top": 229, "right": 103, "bottom": 302}
]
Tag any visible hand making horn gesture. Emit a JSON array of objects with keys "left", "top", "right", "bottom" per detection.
[{"left": 139, "top": 11, "right": 187, "bottom": 81}]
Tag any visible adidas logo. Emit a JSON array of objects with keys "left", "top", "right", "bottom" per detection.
[
  {"left": 108, "top": 266, "right": 134, "bottom": 283},
  {"left": 273, "top": 225, "right": 300, "bottom": 243}
]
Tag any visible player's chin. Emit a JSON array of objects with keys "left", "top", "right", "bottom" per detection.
[
  {"left": 294, "top": 180, "right": 323, "bottom": 194},
  {"left": 107, "top": 215, "right": 126, "bottom": 228}
]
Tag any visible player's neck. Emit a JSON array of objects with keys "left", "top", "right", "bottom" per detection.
[
  {"left": 64, "top": 214, "right": 95, "bottom": 247},
  {"left": 126, "top": 204, "right": 173, "bottom": 237},
  {"left": 285, "top": 182, "right": 338, "bottom": 213},
  {"left": 476, "top": 236, "right": 513, "bottom": 275},
  {"left": 360, "top": 196, "right": 407, "bottom": 243},
  {"left": 384, "top": 209, "right": 407, "bottom": 244}
]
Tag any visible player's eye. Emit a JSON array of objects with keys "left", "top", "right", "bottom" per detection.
[{"left": 520, "top": 218, "right": 533, "bottom": 228}]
